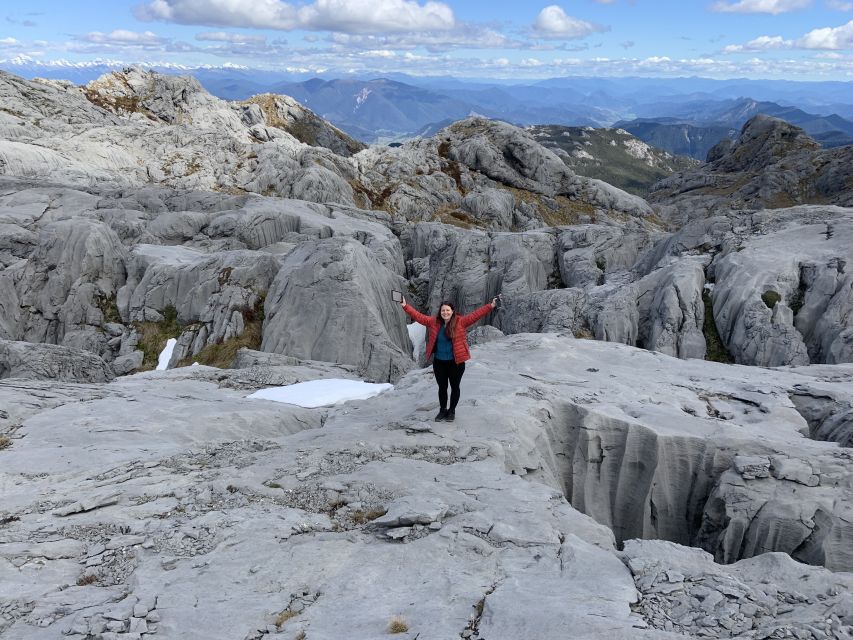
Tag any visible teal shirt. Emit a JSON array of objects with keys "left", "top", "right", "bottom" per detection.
[{"left": 435, "top": 324, "right": 453, "bottom": 360}]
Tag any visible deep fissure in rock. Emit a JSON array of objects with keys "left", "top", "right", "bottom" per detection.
[{"left": 525, "top": 400, "right": 848, "bottom": 571}]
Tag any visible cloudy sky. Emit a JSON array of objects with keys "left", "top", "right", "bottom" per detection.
[{"left": 2, "top": 0, "right": 852, "bottom": 79}]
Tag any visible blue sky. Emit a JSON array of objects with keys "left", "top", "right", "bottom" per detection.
[{"left": 2, "top": 0, "right": 852, "bottom": 79}]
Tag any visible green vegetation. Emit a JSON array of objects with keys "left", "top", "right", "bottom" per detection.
[
  {"left": 177, "top": 296, "right": 265, "bottom": 368},
  {"left": 134, "top": 305, "right": 183, "bottom": 371},
  {"left": 0, "top": 436, "right": 10, "bottom": 451},
  {"left": 761, "top": 290, "right": 781, "bottom": 309},
  {"left": 527, "top": 125, "right": 699, "bottom": 197},
  {"left": 703, "top": 290, "right": 734, "bottom": 363},
  {"left": 96, "top": 294, "right": 122, "bottom": 324}
]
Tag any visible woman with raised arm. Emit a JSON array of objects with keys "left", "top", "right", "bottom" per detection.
[{"left": 400, "top": 295, "right": 498, "bottom": 422}]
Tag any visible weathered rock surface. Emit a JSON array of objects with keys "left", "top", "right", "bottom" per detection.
[
  {"left": 0, "top": 339, "right": 115, "bottom": 382},
  {"left": 1, "top": 69, "right": 655, "bottom": 232},
  {"left": 651, "top": 115, "right": 853, "bottom": 226},
  {"left": 262, "top": 237, "right": 413, "bottom": 383},
  {"left": 2, "top": 337, "right": 852, "bottom": 640}
]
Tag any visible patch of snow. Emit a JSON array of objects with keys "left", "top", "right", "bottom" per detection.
[
  {"left": 407, "top": 322, "right": 426, "bottom": 360},
  {"left": 156, "top": 338, "right": 177, "bottom": 371},
  {"left": 609, "top": 140, "right": 617, "bottom": 146},
  {"left": 572, "top": 148, "right": 595, "bottom": 160},
  {"left": 246, "top": 379, "right": 393, "bottom": 408}
]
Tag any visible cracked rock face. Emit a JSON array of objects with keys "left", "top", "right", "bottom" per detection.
[{"left": 2, "top": 337, "right": 853, "bottom": 640}]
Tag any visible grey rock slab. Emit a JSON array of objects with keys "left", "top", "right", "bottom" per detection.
[
  {"left": 2, "top": 334, "right": 853, "bottom": 640},
  {"left": 0, "top": 339, "right": 115, "bottom": 382},
  {"left": 262, "top": 237, "right": 413, "bottom": 383}
]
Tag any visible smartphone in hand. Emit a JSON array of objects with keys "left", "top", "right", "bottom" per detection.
[
  {"left": 391, "top": 290, "right": 403, "bottom": 302},
  {"left": 494, "top": 293, "right": 502, "bottom": 309}
]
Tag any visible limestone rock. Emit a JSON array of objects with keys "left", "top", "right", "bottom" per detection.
[
  {"left": 0, "top": 339, "right": 114, "bottom": 382},
  {"left": 262, "top": 238, "right": 414, "bottom": 382}
]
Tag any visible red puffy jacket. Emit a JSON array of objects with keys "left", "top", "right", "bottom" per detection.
[{"left": 403, "top": 302, "right": 493, "bottom": 364}]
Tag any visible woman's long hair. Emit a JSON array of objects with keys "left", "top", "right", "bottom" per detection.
[{"left": 435, "top": 301, "right": 458, "bottom": 339}]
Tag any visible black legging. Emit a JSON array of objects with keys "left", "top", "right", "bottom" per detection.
[{"left": 433, "top": 359, "right": 466, "bottom": 411}]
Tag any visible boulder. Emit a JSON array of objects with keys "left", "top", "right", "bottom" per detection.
[{"left": 0, "top": 339, "right": 114, "bottom": 382}]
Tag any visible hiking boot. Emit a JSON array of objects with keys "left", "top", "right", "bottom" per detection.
[
  {"left": 434, "top": 409, "right": 448, "bottom": 421},
  {"left": 445, "top": 410, "right": 455, "bottom": 422}
]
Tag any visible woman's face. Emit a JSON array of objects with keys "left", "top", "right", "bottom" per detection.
[{"left": 440, "top": 305, "right": 454, "bottom": 321}]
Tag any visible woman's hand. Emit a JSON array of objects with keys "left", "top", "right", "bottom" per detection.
[
  {"left": 491, "top": 294, "right": 501, "bottom": 308},
  {"left": 400, "top": 295, "right": 407, "bottom": 307}
]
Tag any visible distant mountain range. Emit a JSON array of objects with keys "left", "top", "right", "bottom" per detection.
[
  {"left": 2, "top": 58, "right": 852, "bottom": 150},
  {"left": 617, "top": 98, "right": 853, "bottom": 160}
]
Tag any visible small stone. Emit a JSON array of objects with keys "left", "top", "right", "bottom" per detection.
[
  {"left": 129, "top": 617, "right": 148, "bottom": 633},
  {"left": 386, "top": 527, "right": 411, "bottom": 540},
  {"left": 146, "top": 611, "right": 161, "bottom": 623}
]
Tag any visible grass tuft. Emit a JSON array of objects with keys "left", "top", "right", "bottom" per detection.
[
  {"left": 95, "top": 294, "right": 122, "bottom": 324},
  {"left": 177, "top": 295, "right": 265, "bottom": 368},
  {"left": 388, "top": 616, "right": 409, "bottom": 634},
  {"left": 134, "top": 305, "right": 182, "bottom": 371},
  {"left": 0, "top": 436, "right": 10, "bottom": 450},
  {"left": 275, "top": 610, "right": 298, "bottom": 628},
  {"left": 703, "top": 289, "right": 734, "bottom": 363},
  {"left": 76, "top": 574, "right": 98, "bottom": 586},
  {"left": 761, "top": 290, "right": 781, "bottom": 309}
]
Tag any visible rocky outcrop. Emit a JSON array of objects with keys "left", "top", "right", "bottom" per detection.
[
  {"left": 709, "top": 206, "right": 853, "bottom": 367},
  {"left": 651, "top": 115, "right": 853, "bottom": 226},
  {"left": 1, "top": 70, "right": 655, "bottom": 232},
  {"left": 241, "top": 93, "right": 365, "bottom": 157},
  {"left": 262, "top": 238, "right": 413, "bottom": 382},
  {"left": 0, "top": 339, "right": 114, "bottom": 382}
]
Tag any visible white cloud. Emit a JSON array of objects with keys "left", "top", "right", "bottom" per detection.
[
  {"left": 328, "top": 26, "right": 522, "bottom": 51},
  {"left": 358, "top": 48, "right": 396, "bottom": 57},
  {"left": 135, "top": 0, "right": 456, "bottom": 34},
  {"left": 195, "top": 31, "right": 267, "bottom": 43},
  {"left": 533, "top": 5, "right": 607, "bottom": 39},
  {"left": 723, "top": 19, "right": 853, "bottom": 51},
  {"left": 798, "top": 19, "right": 853, "bottom": 48},
  {"left": 723, "top": 34, "right": 791, "bottom": 51},
  {"left": 0, "top": 37, "right": 19, "bottom": 45},
  {"left": 826, "top": 0, "right": 853, "bottom": 9},
  {"left": 81, "top": 30, "right": 166, "bottom": 45},
  {"left": 710, "top": 0, "right": 811, "bottom": 13}
]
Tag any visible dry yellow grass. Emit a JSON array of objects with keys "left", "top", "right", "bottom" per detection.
[
  {"left": 275, "top": 610, "right": 298, "bottom": 628},
  {"left": 388, "top": 616, "right": 409, "bottom": 634}
]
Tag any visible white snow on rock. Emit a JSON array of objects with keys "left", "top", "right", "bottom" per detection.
[
  {"left": 246, "top": 378, "right": 393, "bottom": 407},
  {"left": 156, "top": 338, "right": 177, "bottom": 370},
  {"left": 407, "top": 322, "right": 426, "bottom": 360}
]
